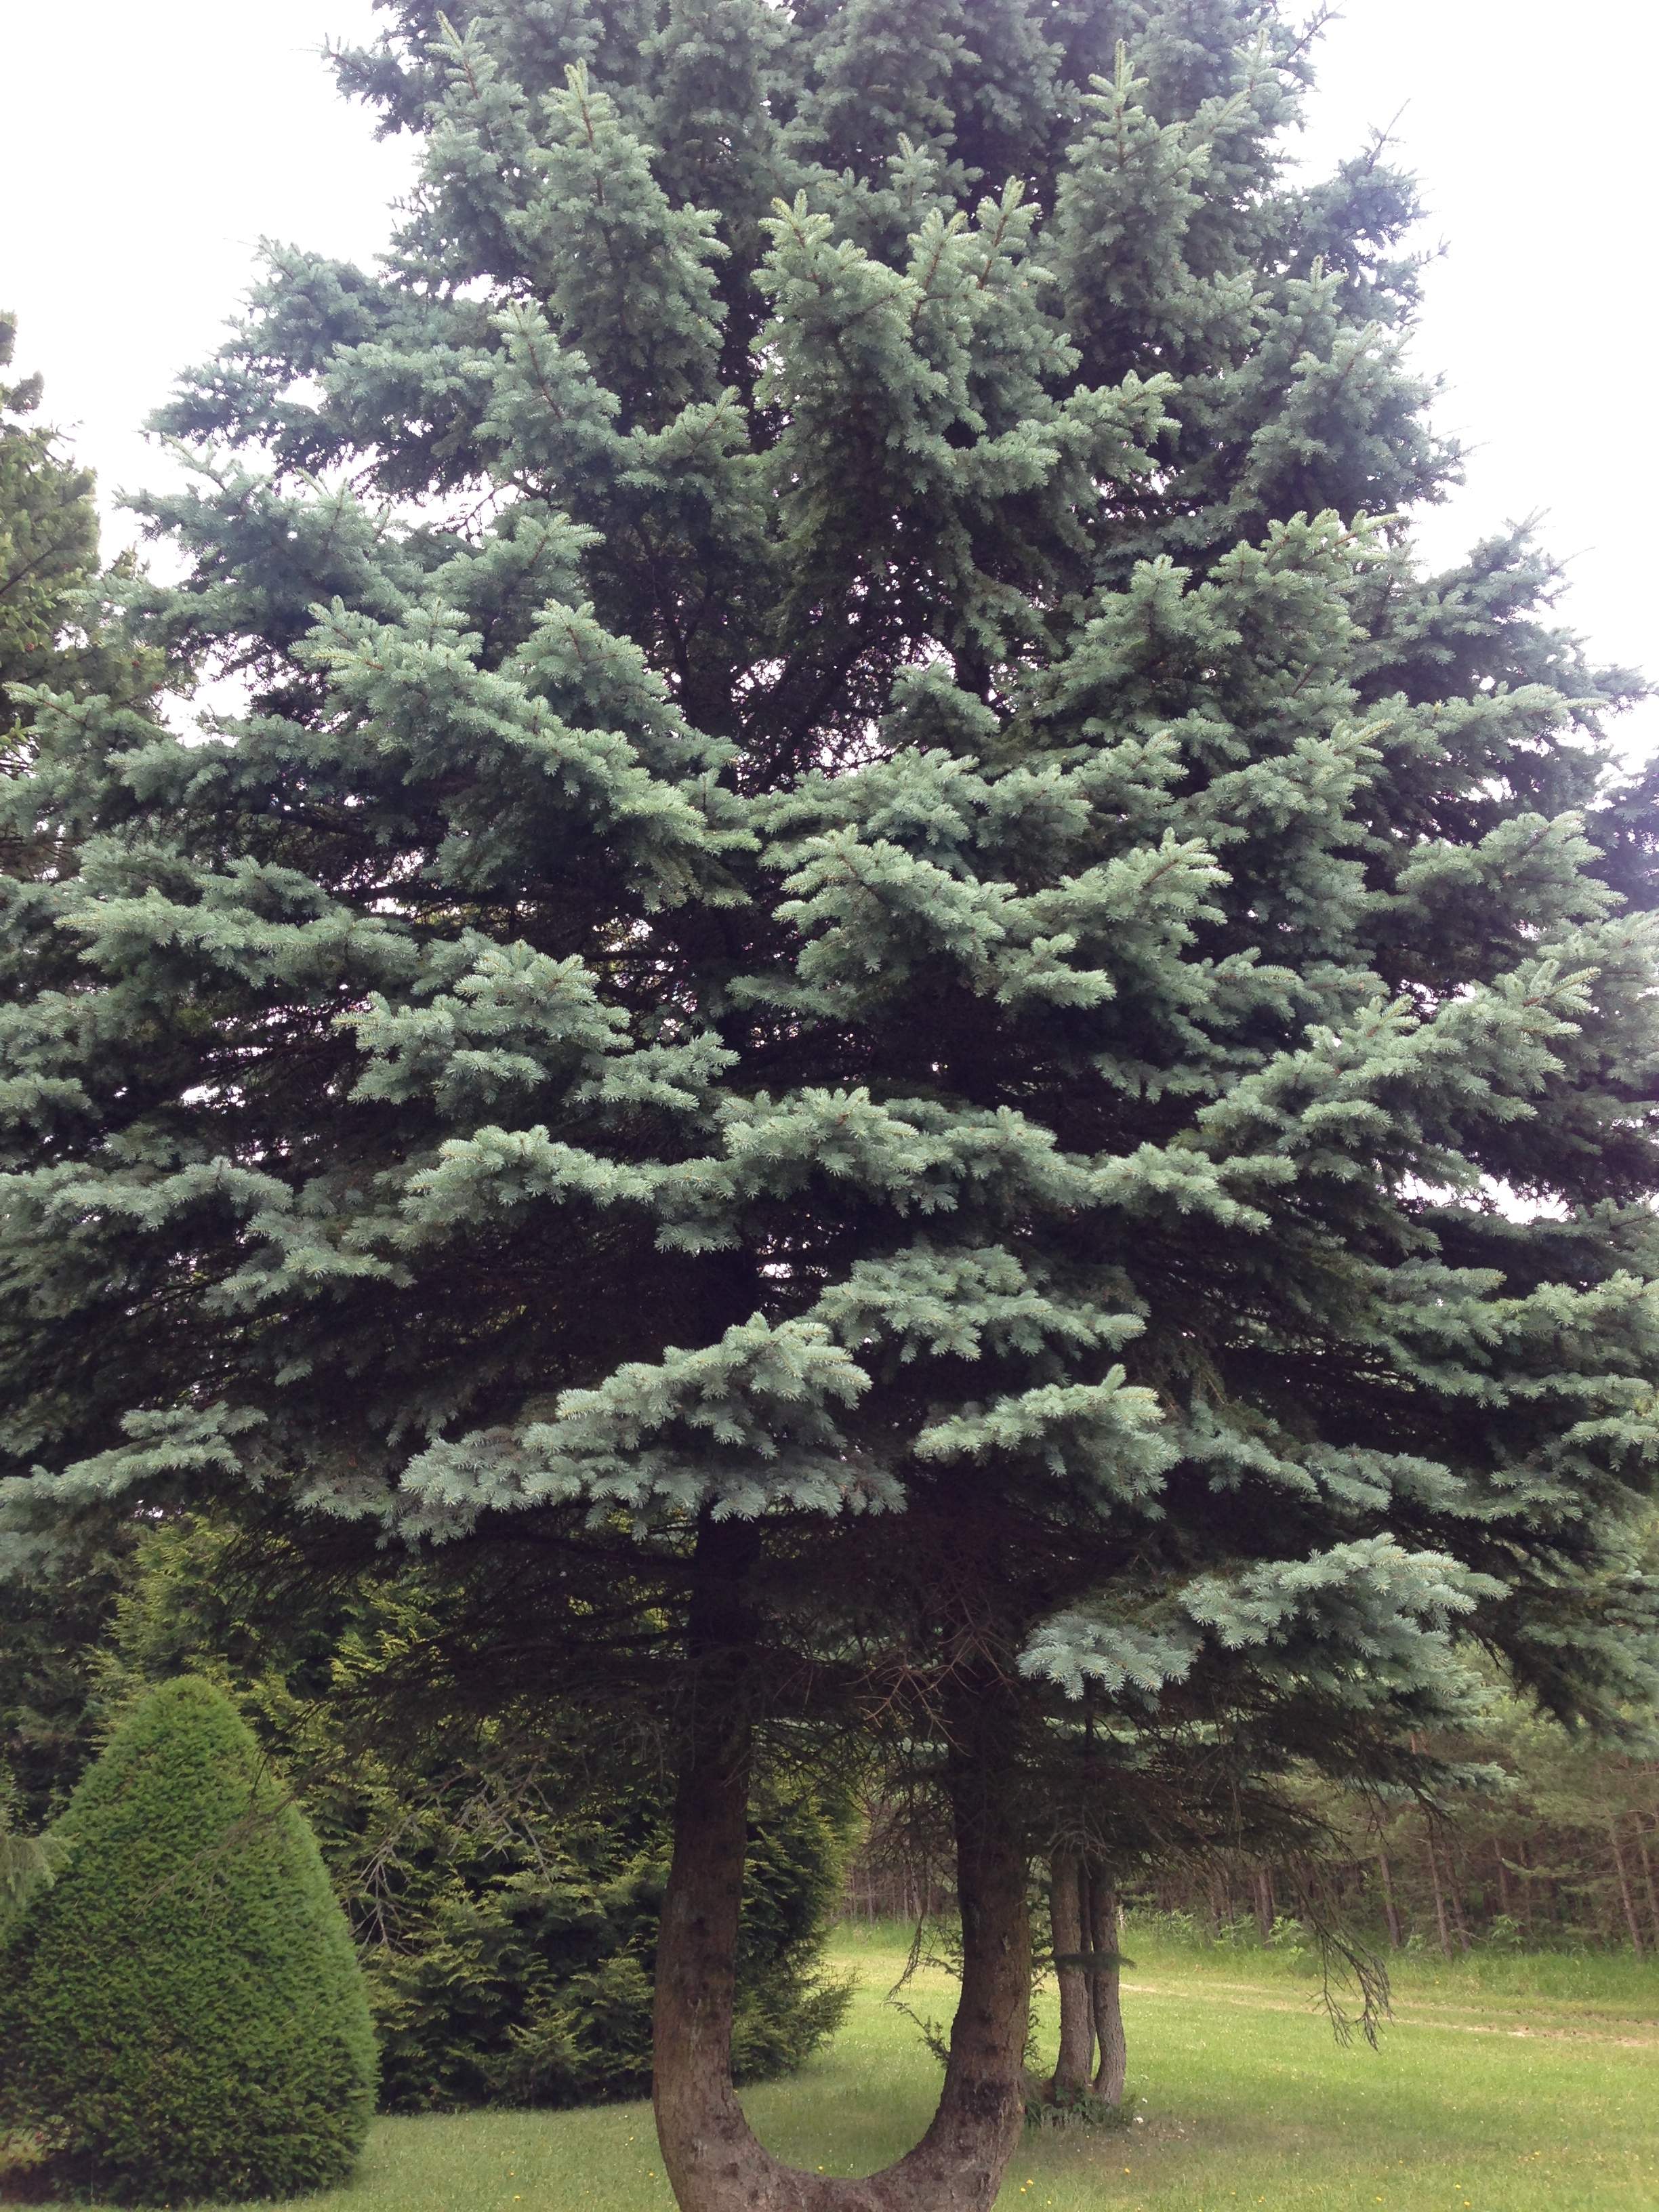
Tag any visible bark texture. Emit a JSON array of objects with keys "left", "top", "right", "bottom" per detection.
[
  {"left": 1084, "top": 1866, "right": 1126, "bottom": 2108},
  {"left": 653, "top": 1522, "right": 1031, "bottom": 2212},
  {"left": 1042, "top": 1852, "right": 1128, "bottom": 2112},
  {"left": 653, "top": 1714, "right": 1031, "bottom": 2212},
  {"left": 1048, "top": 1848, "right": 1094, "bottom": 2097}
]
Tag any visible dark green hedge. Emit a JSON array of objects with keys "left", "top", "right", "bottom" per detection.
[
  {"left": 361, "top": 1774, "right": 851, "bottom": 2112},
  {"left": 0, "top": 1677, "right": 376, "bottom": 2205},
  {"left": 103, "top": 1516, "right": 854, "bottom": 2116}
]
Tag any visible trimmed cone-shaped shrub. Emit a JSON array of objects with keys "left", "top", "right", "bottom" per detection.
[{"left": 0, "top": 1676, "right": 375, "bottom": 2204}]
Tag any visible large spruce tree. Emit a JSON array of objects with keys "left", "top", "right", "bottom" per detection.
[{"left": 3, "top": 5, "right": 1657, "bottom": 2207}]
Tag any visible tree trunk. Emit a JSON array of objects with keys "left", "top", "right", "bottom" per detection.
[
  {"left": 1608, "top": 1819, "right": 1645, "bottom": 1956},
  {"left": 1252, "top": 1866, "right": 1275, "bottom": 1944},
  {"left": 1048, "top": 1849, "right": 1094, "bottom": 2099},
  {"left": 1449, "top": 1858, "right": 1472, "bottom": 1954},
  {"left": 653, "top": 1525, "right": 1032, "bottom": 2212},
  {"left": 1376, "top": 1850, "right": 1402, "bottom": 1950},
  {"left": 1084, "top": 1864, "right": 1126, "bottom": 2108},
  {"left": 1425, "top": 1831, "right": 1453, "bottom": 1960},
  {"left": 1635, "top": 1817, "right": 1659, "bottom": 1947},
  {"left": 1513, "top": 1836, "right": 1535, "bottom": 1940}
]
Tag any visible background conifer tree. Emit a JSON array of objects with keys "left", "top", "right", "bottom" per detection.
[
  {"left": 0, "top": 321, "right": 145, "bottom": 1879},
  {"left": 1, "top": 314, "right": 152, "bottom": 901},
  {"left": 2, "top": 6, "right": 1656, "bottom": 2209},
  {"left": 0, "top": 314, "right": 99, "bottom": 735},
  {"left": 101, "top": 1513, "right": 855, "bottom": 2114}
]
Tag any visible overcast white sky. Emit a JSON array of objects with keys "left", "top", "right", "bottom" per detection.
[{"left": 3, "top": 1, "right": 1653, "bottom": 754}]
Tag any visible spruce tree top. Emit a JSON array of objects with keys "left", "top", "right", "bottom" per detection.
[{"left": 2, "top": 0, "right": 1656, "bottom": 1750}]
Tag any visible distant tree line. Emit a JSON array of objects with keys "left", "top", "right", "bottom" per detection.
[{"left": 844, "top": 1687, "right": 1659, "bottom": 1957}]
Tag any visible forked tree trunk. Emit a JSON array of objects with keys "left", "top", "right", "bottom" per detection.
[
  {"left": 1083, "top": 1863, "right": 1126, "bottom": 2108},
  {"left": 1048, "top": 1847, "right": 1094, "bottom": 2099},
  {"left": 653, "top": 1526, "right": 1031, "bottom": 2212},
  {"left": 654, "top": 1715, "right": 1030, "bottom": 2212}
]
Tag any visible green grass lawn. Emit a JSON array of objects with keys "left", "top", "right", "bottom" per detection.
[{"left": 9, "top": 1925, "right": 1657, "bottom": 2211}]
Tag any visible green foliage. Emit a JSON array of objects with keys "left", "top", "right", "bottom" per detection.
[
  {"left": 0, "top": 314, "right": 153, "bottom": 869},
  {"left": 1106, "top": 1593, "right": 1659, "bottom": 1958},
  {"left": 0, "top": 1677, "right": 376, "bottom": 2205},
  {"left": 0, "top": 313, "right": 98, "bottom": 732},
  {"left": 0, "top": 1765, "right": 62, "bottom": 1926},
  {"left": 2, "top": 0, "right": 1657, "bottom": 2026},
  {"left": 0, "top": 1525, "right": 130, "bottom": 1830},
  {"left": 357, "top": 1770, "right": 850, "bottom": 2111},
  {"left": 102, "top": 1517, "right": 852, "bottom": 2113},
  {"left": 1323, "top": 1681, "right": 1659, "bottom": 1956}
]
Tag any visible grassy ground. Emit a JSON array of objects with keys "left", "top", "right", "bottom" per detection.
[{"left": 7, "top": 1923, "right": 1656, "bottom": 2210}]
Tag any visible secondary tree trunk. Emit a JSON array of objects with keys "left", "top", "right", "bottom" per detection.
[
  {"left": 1636, "top": 1817, "right": 1659, "bottom": 1946},
  {"left": 1513, "top": 1836, "right": 1535, "bottom": 1940},
  {"left": 1048, "top": 1848, "right": 1094, "bottom": 2100},
  {"left": 1084, "top": 1862, "right": 1126, "bottom": 2108},
  {"left": 1252, "top": 1866, "right": 1275, "bottom": 1944},
  {"left": 1376, "top": 1850, "right": 1402, "bottom": 1950},
  {"left": 1425, "top": 1831, "right": 1453, "bottom": 1960},
  {"left": 653, "top": 1527, "right": 1032, "bottom": 2212},
  {"left": 1609, "top": 1818, "right": 1645, "bottom": 1956}
]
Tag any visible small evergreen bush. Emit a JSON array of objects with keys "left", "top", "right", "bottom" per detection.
[
  {"left": 364, "top": 1773, "right": 852, "bottom": 2112},
  {"left": 0, "top": 1677, "right": 375, "bottom": 2205}
]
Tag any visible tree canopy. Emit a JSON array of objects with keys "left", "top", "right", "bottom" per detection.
[{"left": 1, "top": 5, "right": 1656, "bottom": 2208}]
